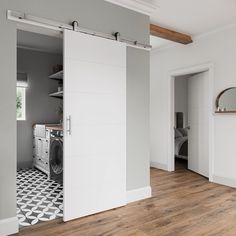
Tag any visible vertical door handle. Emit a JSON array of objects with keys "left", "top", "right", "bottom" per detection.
[{"left": 66, "top": 115, "right": 72, "bottom": 135}]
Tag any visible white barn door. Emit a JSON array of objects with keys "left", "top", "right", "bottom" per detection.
[{"left": 63, "top": 30, "right": 126, "bottom": 221}]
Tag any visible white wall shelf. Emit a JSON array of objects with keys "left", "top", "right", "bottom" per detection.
[
  {"left": 49, "top": 91, "right": 63, "bottom": 99},
  {"left": 49, "top": 70, "right": 63, "bottom": 80}
]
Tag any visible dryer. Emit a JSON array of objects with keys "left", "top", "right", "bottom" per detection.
[{"left": 49, "top": 129, "right": 63, "bottom": 184}]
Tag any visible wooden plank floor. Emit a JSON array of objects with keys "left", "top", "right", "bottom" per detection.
[{"left": 14, "top": 162, "right": 236, "bottom": 236}]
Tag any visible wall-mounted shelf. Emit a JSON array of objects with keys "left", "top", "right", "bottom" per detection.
[
  {"left": 49, "top": 69, "right": 63, "bottom": 99},
  {"left": 49, "top": 91, "right": 63, "bottom": 99},
  {"left": 215, "top": 87, "right": 236, "bottom": 114},
  {"left": 215, "top": 111, "right": 236, "bottom": 114},
  {"left": 49, "top": 70, "right": 63, "bottom": 81}
]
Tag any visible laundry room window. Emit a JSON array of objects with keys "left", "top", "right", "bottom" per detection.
[
  {"left": 17, "top": 72, "right": 28, "bottom": 121},
  {"left": 16, "top": 87, "right": 26, "bottom": 120}
]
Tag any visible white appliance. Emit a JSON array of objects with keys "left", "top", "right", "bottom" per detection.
[
  {"left": 49, "top": 129, "right": 63, "bottom": 184},
  {"left": 33, "top": 125, "right": 50, "bottom": 176},
  {"left": 33, "top": 124, "right": 63, "bottom": 183}
]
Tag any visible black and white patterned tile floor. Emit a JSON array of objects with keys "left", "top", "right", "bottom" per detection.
[{"left": 16, "top": 169, "right": 63, "bottom": 227}]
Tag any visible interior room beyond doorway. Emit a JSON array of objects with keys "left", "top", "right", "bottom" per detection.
[
  {"left": 173, "top": 70, "right": 211, "bottom": 179},
  {"left": 16, "top": 29, "right": 64, "bottom": 228}
]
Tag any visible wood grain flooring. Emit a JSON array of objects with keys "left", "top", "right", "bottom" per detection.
[{"left": 14, "top": 163, "right": 236, "bottom": 236}]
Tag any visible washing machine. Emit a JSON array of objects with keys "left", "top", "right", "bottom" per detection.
[{"left": 49, "top": 130, "right": 63, "bottom": 184}]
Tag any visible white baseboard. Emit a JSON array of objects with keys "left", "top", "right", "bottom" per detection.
[
  {"left": 150, "top": 161, "right": 168, "bottom": 171},
  {"left": 126, "top": 186, "right": 152, "bottom": 203},
  {"left": 0, "top": 217, "right": 18, "bottom": 236},
  {"left": 212, "top": 175, "right": 236, "bottom": 188}
]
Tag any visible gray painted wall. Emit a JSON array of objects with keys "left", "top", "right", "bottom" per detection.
[
  {"left": 17, "top": 48, "right": 62, "bottom": 169},
  {"left": 127, "top": 47, "right": 150, "bottom": 190},
  {"left": 0, "top": 0, "right": 150, "bottom": 221}
]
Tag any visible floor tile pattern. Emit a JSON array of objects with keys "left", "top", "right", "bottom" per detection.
[{"left": 16, "top": 169, "right": 63, "bottom": 227}]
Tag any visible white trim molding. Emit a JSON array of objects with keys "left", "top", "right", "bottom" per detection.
[
  {"left": 126, "top": 186, "right": 152, "bottom": 203},
  {"left": 212, "top": 175, "right": 236, "bottom": 188},
  {"left": 0, "top": 217, "right": 18, "bottom": 236},
  {"left": 150, "top": 161, "right": 168, "bottom": 171},
  {"left": 104, "top": 0, "right": 158, "bottom": 16}
]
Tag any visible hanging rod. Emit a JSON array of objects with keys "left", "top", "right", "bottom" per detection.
[{"left": 7, "top": 10, "right": 151, "bottom": 51}]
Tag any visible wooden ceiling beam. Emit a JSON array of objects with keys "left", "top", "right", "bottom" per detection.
[{"left": 150, "top": 24, "right": 193, "bottom": 45}]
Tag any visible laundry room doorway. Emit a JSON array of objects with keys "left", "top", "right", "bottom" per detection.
[
  {"left": 11, "top": 10, "right": 127, "bottom": 232},
  {"left": 16, "top": 29, "right": 64, "bottom": 228}
]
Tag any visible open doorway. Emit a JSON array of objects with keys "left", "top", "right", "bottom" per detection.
[
  {"left": 16, "top": 29, "right": 64, "bottom": 228},
  {"left": 171, "top": 66, "right": 214, "bottom": 179},
  {"left": 174, "top": 75, "right": 189, "bottom": 171}
]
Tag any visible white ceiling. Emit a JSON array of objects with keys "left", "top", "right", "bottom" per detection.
[
  {"left": 150, "top": 0, "right": 236, "bottom": 36},
  {"left": 150, "top": 35, "right": 178, "bottom": 50},
  {"left": 17, "top": 30, "right": 63, "bottom": 54},
  {"left": 104, "top": 0, "right": 158, "bottom": 15}
]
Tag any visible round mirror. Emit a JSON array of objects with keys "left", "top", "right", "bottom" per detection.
[{"left": 216, "top": 87, "right": 236, "bottom": 113}]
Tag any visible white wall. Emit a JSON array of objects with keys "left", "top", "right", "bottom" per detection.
[
  {"left": 151, "top": 24, "right": 236, "bottom": 186},
  {"left": 175, "top": 76, "right": 188, "bottom": 127},
  {"left": 17, "top": 48, "right": 62, "bottom": 169}
]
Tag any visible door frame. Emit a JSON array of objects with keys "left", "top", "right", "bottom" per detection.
[{"left": 168, "top": 63, "right": 214, "bottom": 181}]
